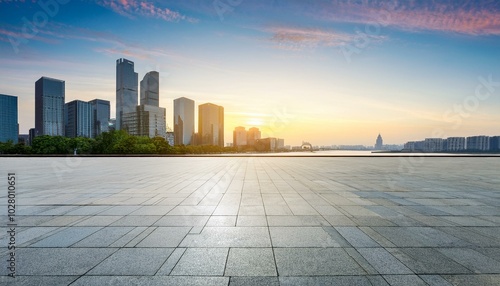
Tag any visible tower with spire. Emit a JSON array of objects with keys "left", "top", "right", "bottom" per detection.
[{"left": 375, "top": 134, "right": 383, "bottom": 150}]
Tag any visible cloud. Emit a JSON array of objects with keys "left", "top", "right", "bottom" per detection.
[
  {"left": 97, "top": 0, "right": 198, "bottom": 23},
  {"left": 319, "top": 0, "right": 500, "bottom": 36},
  {"left": 265, "top": 26, "right": 385, "bottom": 51}
]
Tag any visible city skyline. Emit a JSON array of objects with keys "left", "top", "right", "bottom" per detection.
[{"left": 1, "top": 1, "right": 500, "bottom": 146}]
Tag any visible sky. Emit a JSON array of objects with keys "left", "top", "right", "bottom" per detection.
[{"left": 1, "top": 0, "right": 500, "bottom": 146}]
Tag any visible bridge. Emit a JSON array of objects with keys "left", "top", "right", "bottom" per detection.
[{"left": 301, "top": 141, "right": 313, "bottom": 151}]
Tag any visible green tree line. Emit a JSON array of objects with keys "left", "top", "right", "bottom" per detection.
[{"left": 0, "top": 130, "right": 236, "bottom": 155}]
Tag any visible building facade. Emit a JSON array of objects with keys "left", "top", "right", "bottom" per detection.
[
  {"left": 233, "top": 126, "right": 247, "bottom": 147},
  {"left": 116, "top": 58, "right": 138, "bottom": 131},
  {"left": 198, "top": 103, "right": 224, "bottom": 146},
  {"left": 140, "top": 71, "right": 159, "bottom": 107},
  {"left": 0, "top": 94, "right": 18, "bottom": 143},
  {"left": 123, "top": 105, "right": 166, "bottom": 138},
  {"left": 89, "top": 99, "right": 110, "bottom": 138},
  {"left": 247, "top": 127, "right": 261, "bottom": 146},
  {"left": 445, "top": 137, "right": 466, "bottom": 152},
  {"left": 424, "top": 138, "right": 444, "bottom": 152},
  {"left": 173, "top": 97, "right": 195, "bottom": 145},
  {"left": 65, "top": 100, "right": 92, "bottom": 138},
  {"left": 35, "top": 77, "right": 65, "bottom": 137},
  {"left": 490, "top": 136, "right": 500, "bottom": 152},
  {"left": 467, "top": 136, "right": 490, "bottom": 151}
]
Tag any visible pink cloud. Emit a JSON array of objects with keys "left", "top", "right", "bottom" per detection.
[
  {"left": 98, "top": 0, "right": 198, "bottom": 23},
  {"left": 319, "top": 0, "right": 500, "bottom": 36},
  {"left": 265, "top": 26, "right": 385, "bottom": 51}
]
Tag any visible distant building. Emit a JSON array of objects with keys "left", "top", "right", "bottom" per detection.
[
  {"left": 116, "top": 58, "right": 138, "bottom": 131},
  {"left": 0, "top": 94, "right": 18, "bottom": 143},
  {"left": 490, "top": 136, "right": 500, "bottom": 151},
  {"left": 424, "top": 138, "right": 444, "bottom": 152},
  {"left": 89, "top": 99, "right": 110, "bottom": 138},
  {"left": 173, "top": 97, "right": 195, "bottom": 145},
  {"left": 233, "top": 126, "right": 247, "bottom": 147},
  {"left": 255, "top": 137, "right": 284, "bottom": 151},
  {"left": 18, "top": 134, "right": 29, "bottom": 145},
  {"left": 375, "top": 134, "right": 383, "bottom": 150},
  {"left": 140, "top": 71, "right": 159, "bottom": 107},
  {"left": 247, "top": 127, "right": 261, "bottom": 146},
  {"left": 403, "top": 141, "right": 425, "bottom": 152},
  {"left": 108, "top": 119, "right": 116, "bottom": 131},
  {"left": 65, "top": 100, "right": 92, "bottom": 138},
  {"left": 29, "top": 128, "right": 36, "bottom": 145},
  {"left": 35, "top": 77, "right": 65, "bottom": 137},
  {"left": 198, "top": 103, "right": 224, "bottom": 146},
  {"left": 445, "top": 137, "right": 466, "bottom": 152},
  {"left": 467, "top": 136, "right": 490, "bottom": 151}
]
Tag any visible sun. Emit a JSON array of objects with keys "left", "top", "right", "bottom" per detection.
[{"left": 246, "top": 118, "right": 264, "bottom": 127}]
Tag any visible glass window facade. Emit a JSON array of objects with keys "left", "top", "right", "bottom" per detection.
[{"left": 0, "top": 94, "right": 18, "bottom": 143}]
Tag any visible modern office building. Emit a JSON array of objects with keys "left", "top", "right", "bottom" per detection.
[
  {"left": 467, "top": 136, "right": 490, "bottom": 151},
  {"left": 247, "top": 127, "right": 261, "bottom": 146},
  {"left": 140, "top": 71, "right": 159, "bottom": 107},
  {"left": 173, "top": 97, "right": 195, "bottom": 145},
  {"left": 123, "top": 104, "right": 166, "bottom": 138},
  {"left": 65, "top": 100, "right": 92, "bottom": 138},
  {"left": 35, "top": 77, "right": 65, "bottom": 137},
  {"left": 445, "top": 137, "right": 466, "bottom": 152},
  {"left": 89, "top": 99, "right": 110, "bottom": 138},
  {"left": 116, "top": 58, "right": 138, "bottom": 131},
  {"left": 233, "top": 126, "right": 247, "bottom": 147},
  {"left": 0, "top": 94, "right": 18, "bottom": 143},
  {"left": 374, "top": 134, "right": 383, "bottom": 150},
  {"left": 198, "top": 103, "right": 224, "bottom": 146}
]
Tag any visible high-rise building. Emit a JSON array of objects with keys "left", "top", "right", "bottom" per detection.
[
  {"left": 0, "top": 94, "right": 18, "bottom": 143},
  {"left": 89, "top": 99, "right": 110, "bottom": 138},
  {"left": 375, "top": 134, "right": 383, "bottom": 150},
  {"left": 467, "top": 136, "right": 490, "bottom": 151},
  {"left": 233, "top": 126, "right": 247, "bottom": 147},
  {"left": 424, "top": 138, "right": 444, "bottom": 152},
  {"left": 124, "top": 71, "right": 166, "bottom": 138},
  {"left": 247, "top": 127, "right": 261, "bottom": 146},
  {"left": 198, "top": 103, "right": 224, "bottom": 146},
  {"left": 490, "top": 136, "right": 500, "bottom": 151},
  {"left": 445, "top": 137, "right": 465, "bottom": 152},
  {"left": 140, "top": 71, "right": 159, "bottom": 107},
  {"left": 116, "top": 58, "right": 138, "bottom": 131},
  {"left": 173, "top": 97, "right": 195, "bottom": 145},
  {"left": 65, "top": 100, "right": 92, "bottom": 138},
  {"left": 35, "top": 77, "right": 65, "bottom": 137}
]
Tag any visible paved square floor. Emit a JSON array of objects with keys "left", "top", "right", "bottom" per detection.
[{"left": 0, "top": 157, "right": 499, "bottom": 285}]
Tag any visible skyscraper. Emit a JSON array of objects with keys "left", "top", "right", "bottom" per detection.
[
  {"left": 233, "top": 126, "right": 247, "bottom": 147},
  {"left": 0, "top": 94, "right": 18, "bottom": 143},
  {"left": 123, "top": 70, "right": 166, "bottom": 138},
  {"left": 375, "top": 134, "right": 383, "bottom": 150},
  {"left": 35, "top": 77, "right": 65, "bottom": 136},
  {"left": 140, "top": 71, "right": 159, "bottom": 107},
  {"left": 247, "top": 127, "right": 261, "bottom": 146},
  {"left": 198, "top": 103, "right": 224, "bottom": 146},
  {"left": 173, "top": 97, "right": 195, "bottom": 145},
  {"left": 116, "top": 58, "right": 138, "bottom": 130},
  {"left": 64, "top": 100, "right": 92, "bottom": 138},
  {"left": 89, "top": 99, "right": 110, "bottom": 138}
]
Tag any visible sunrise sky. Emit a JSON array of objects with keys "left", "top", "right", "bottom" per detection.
[{"left": 1, "top": 0, "right": 500, "bottom": 146}]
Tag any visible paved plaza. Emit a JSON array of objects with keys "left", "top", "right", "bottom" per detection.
[{"left": 1, "top": 156, "right": 499, "bottom": 285}]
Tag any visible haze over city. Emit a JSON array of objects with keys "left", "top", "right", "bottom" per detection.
[{"left": 1, "top": 0, "right": 500, "bottom": 146}]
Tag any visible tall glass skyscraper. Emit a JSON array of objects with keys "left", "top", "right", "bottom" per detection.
[
  {"left": 89, "top": 99, "right": 110, "bottom": 138},
  {"left": 116, "top": 58, "right": 138, "bottom": 130},
  {"left": 0, "top": 94, "right": 18, "bottom": 143},
  {"left": 35, "top": 77, "right": 65, "bottom": 136},
  {"left": 173, "top": 97, "right": 195, "bottom": 145},
  {"left": 64, "top": 100, "right": 92, "bottom": 138},
  {"left": 140, "top": 71, "right": 159, "bottom": 107},
  {"left": 198, "top": 103, "right": 224, "bottom": 147}
]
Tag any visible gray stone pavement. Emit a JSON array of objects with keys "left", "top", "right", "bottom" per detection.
[{"left": 0, "top": 156, "right": 499, "bottom": 285}]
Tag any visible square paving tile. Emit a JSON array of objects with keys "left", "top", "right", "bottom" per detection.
[
  {"left": 88, "top": 248, "right": 173, "bottom": 275},
  {"left": 170, "top": 248, "right": 228, "bottom": 276},
  {"left": 225, "top": 248, "right": 277, "bottom": 276}
]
